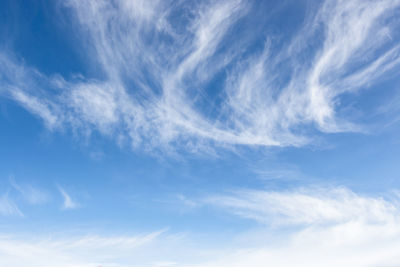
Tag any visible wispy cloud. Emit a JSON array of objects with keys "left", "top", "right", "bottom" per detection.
[
  {"left": 9, "top": 177, "right": 49, "bottom": 205},
  {"left": 58, "top": 186, "right": 79, "bottom": 210},
  {"left": 2, "top": 187, "right": 400, "bottom": 266},
  {"left": 0, "top": 193, "right": 23, "bottom": 217},
  {"left": 0, "top": 0, "right": 399, "bottom": 153},
  {"left": 189, "top": 186, "right": 400, "bottom": 266},
  {"left": 187, "top": 220, "right": 400, "bottom": 267},
  {"left": 0, "top": 230, "right": 166, "bottom": 267},
  {"left": 204, "top": 186, "right": 398, "bottom": 225}
]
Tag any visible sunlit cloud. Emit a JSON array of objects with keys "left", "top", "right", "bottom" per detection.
[{"left": 0, "top": 0, "right": 398, "bottom": 153}]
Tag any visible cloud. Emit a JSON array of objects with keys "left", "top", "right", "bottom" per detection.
[
  {"left": 0, "top": 193, "right": 23, "bottom": 217},
  {"left": 152, "top": 261, "right": 178, "bottom": 267},
  {"left": 2, "top": 187, "right": 400, "bottom": 266},
  {"left": 0, "top": 178, "right": 48, "bottom": 216},
  {"left": 0, "top": 230, "right": 166, "bottom": 267},
  {"left": 186, "top": 221, "right": 400, "bottom": 267},
  {"left": 204, "top": 186, "right": 398, "bottom": 225},
  {"left": 0, "top": 53, "right": 61, "bottom": 129},
  {"left": 58, "top": 187, "right": 79, "bottom": 210},
  {"left": 303, "top": 0, "right": 400, "bottom": 132},
  {"left": 190, "top": 186, "right": 400, "bottom": 266},
  {"left": 0, "top": 0, "right": 399, "bottom": 153},
  {"left": 9, "top": 178, "right": 49, "bottom": 205}
]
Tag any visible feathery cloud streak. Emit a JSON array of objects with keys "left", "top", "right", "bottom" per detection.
[
  {"left": 58, "top": 186, "right": 79, "bottom": 210},
  {"left": 2, "top": 187, "right": 400, "bottom": 266},
  {"left": 204, "top": 187, "right": 399, "bottom": 225},
  {"left": 1, "top": 0, "right": 399, "bottom": 152},
  {"left": 0, "top": 230, "right": 165, "bottom": 267},
  {"left": 9, "top": 178, "right": 49, "bottom": 205},
  {"left": 0, "top": 193, "right": 23, "bottom": 216}
]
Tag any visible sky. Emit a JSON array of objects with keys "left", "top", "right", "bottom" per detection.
[{"left": 0, "top": 0, "right": 400, "bottom": 266}]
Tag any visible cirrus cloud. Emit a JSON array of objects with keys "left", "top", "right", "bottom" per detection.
[{"left": 0, "top": 0, "right": 399, "bottom": 153}]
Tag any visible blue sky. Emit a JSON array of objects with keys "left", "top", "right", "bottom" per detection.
[{"left": 1, "top": 0, "right": 400, "bottom": 266}]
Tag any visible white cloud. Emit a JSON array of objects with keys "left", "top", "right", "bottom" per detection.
[
  {"left": 189, "top": 186, "right": 400, "bottom": 266},
  {"left": 69, "top": 81, "right": 119, "bottom": 134},
  {"left": 11, "top": 90, "right": 59, "bottom": 129},
  {"left": 152, "top": 261, "right": 178, "bottom": 267},
  {"left": 1, "top": 0, "right": 399, "bottom": 153},
  {"left": 0, "top": 230, "right": 165, "bottom": 267},
  {"left": 9, "top": 178, "right": 49, "bottom": 205},
  {"left": 0, "top": 193, "right": 23, "bottom": 217},
  {"left": 2, "top": 187, "right": 400, "bottom": 266},
  {"left": 186, "top": 221, "right": 400, "bottom": 267},
  {"left": 304, "top": 0, "right": 400, "bottom": 132},
  {"left": 204, "top": 187, "right": 399, "bottom": 225},
  {"left": 58, "top": 187, "right": 79, "bottom": 210}
]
